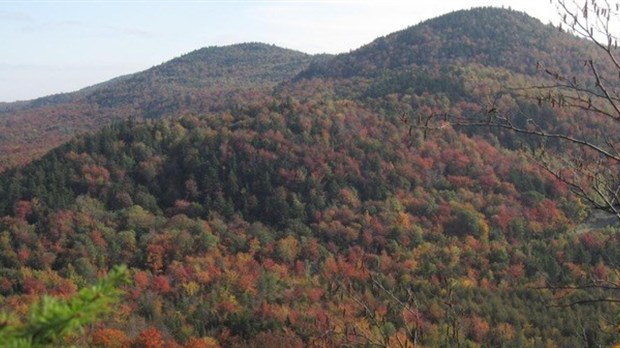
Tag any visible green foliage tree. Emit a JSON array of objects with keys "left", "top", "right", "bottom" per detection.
[{"left": 0, "top": 265, "right": 129, "bottom": 347}]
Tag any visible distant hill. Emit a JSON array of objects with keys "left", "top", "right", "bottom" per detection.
[
  {"left": 83, "top": 43, "right": 318, "bottom": 110},
  {"left": 4, "top": 43, "right": 314, "bottom": 112},
  {"left": 0, "top": 43, "right": 323, "bottom": 170},
  {"left": 297, "top": 7, "right": 595, "bottom": 79}
]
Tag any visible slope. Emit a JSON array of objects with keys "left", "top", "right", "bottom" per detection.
[
  {"left": 298, "top": 7, "right": 593, "bottom": 79},
  {"left": 1, "top": 88, "right": 616, "bottom": 346},
  {"left": 0, "top": 43, "right": 322, "bottom": 171},
  {"left": 290, "top": 7, "right": 620, "bottom": 171}
]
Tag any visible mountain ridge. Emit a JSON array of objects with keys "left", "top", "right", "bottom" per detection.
[
  {"left": 296, "top": 7, "right": 595, "bottom": 80},
  {"left": 1, "top": 7, "right": 597, "bottom": 171},
  {"left": 0, "top": 43, "right": 324, "bottom": 169},
  {"left": 0, "top": 43, "right": 316, "bottom": 113}
]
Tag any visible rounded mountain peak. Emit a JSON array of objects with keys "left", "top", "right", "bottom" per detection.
[{"left": 300, "top": 7, "right": 586, "bottom": 79}]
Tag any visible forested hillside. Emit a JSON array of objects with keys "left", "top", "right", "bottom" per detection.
[
  {"left": 299, "top": 7, "right": 599, "bottom": 80},
  {"left": 0, "top": 7, "right": 618, "bottom": 347},
  {"left": 0, "top": 43, "right": 322, "bottom": 170}
]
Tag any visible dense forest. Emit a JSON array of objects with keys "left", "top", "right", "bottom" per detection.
[{"left": 0, "top": 7, "right": 618, "bottom": 347}]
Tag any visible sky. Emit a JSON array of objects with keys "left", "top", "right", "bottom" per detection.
[{"left": 0, "top": 1, "right": 557, "bottom": 103}]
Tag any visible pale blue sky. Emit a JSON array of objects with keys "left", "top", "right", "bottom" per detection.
[{"left": 0, "top": 1, "right": 555, "bottom": 102}]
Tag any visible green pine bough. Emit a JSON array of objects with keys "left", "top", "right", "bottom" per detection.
[{"left": 0, "top": 265, "right": 129, "bottom": 347}]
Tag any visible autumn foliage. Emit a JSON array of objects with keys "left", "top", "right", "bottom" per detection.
[{"left": 0, "top": 7, "right": 617, "bottom": 348}]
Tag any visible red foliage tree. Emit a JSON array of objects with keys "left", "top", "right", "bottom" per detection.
[
  {"left": 90, "top": 327, "right": 131, "bottom": 348},
  {"left": 134, "top": 327, "right": 165, "bottom": 348},
  {"left": 152, "top": 275, "right": 172, "bottom": 294}
]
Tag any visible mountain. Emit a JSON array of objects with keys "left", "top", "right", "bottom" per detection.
[
  {"left": 0, "top": 7, "right": 617, "bottom": 347},
  {"left": 0, "top": 43, "right": 324, "bottom": 170},
  {"left": 0, "top": 8, "right": 604, "bottom": 171},
  {"left": 298, "top": 7, "right": 594, "bottom": 79},
  {"left": 83, "top": 43, "right": 319, "bottom": 109},
  {"left": 5, "top": 43, "right": 314, "bottom": 111}
]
